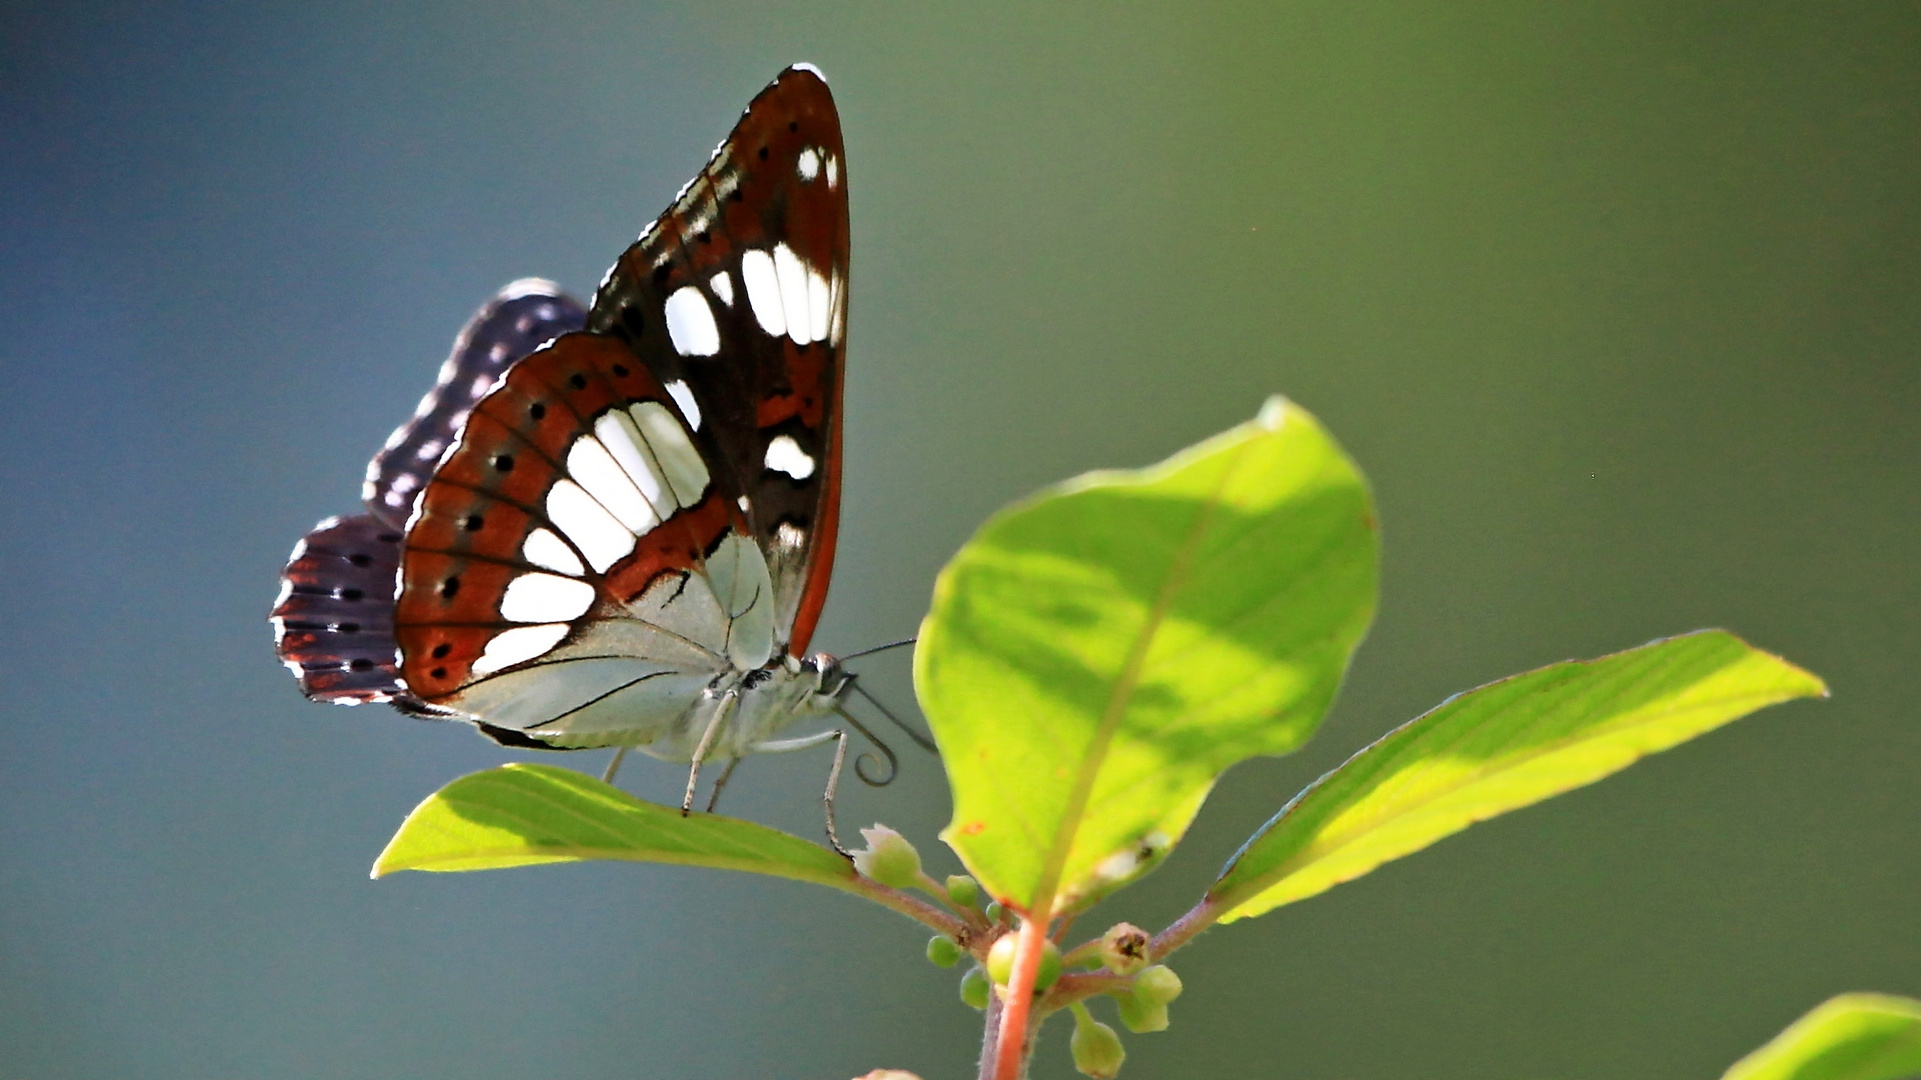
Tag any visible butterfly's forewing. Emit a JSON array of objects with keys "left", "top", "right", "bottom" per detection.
[
  {"left": 365, "top": 281, "right": 587, "bottom": 529},
  {"left": 391, "top": 331, "right": 776, "bottom": 747},
  {"left": 587, "top": 64, "right": 849, "bottom": 657}
]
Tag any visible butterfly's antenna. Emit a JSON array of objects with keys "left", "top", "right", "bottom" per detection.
[
  {"left": 847, "top": 676, "right": 938, "bottom": 754},
  {"left": 836, "top": 636, "right": 917, "bottom": 663},
  {"left": 832, "top": 704, "right": 900, "bottom": 787}
]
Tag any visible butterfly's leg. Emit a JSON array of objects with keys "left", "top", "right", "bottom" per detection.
[
  {"left": 703, "top": 757, "right": 742, "bottom": 814},
  {"left": 821, "top": 728, "right": 850, "bottom": 857},
  {"left": 750, "top": 727, "right": 853, "bottom": 856},
  {"left": 602, "top": 746, "right": 630, "bottom": 784},
  {"left": 682, "top": 692, "right": 737, "bottom": 815}
]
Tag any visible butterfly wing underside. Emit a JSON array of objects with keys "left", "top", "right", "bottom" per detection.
[
  {"left": 271, "top": 283, "right": 587, "bottom": 706},
  {"left": 386, "top": 65, "right": 850, "bottom": 750}
]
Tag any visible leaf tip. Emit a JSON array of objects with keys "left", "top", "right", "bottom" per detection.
[{"left": 1255, "top": 394, "right": 1290, "bottom": 430}]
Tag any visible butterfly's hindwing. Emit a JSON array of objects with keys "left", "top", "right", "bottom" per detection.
[
  {"left": 364, "top": 281, "right": 586, "bottom": 529},
  {"left": 270, "top": 514, "right": 409, "bottom": 704}
]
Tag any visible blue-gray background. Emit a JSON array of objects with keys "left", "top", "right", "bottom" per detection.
[{"left": 2, "top": 4, "right": 1916, "bottom": 1078}]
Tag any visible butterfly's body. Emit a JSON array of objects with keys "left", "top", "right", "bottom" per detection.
[{"left": 272, "top": 65, "right": 861, "bottom": 796}]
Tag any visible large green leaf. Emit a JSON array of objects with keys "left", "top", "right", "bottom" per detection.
[
  {"left": 1724, "top": 994, "right": 1921, "bottom": 1080},
  {"left": 1207, "top": 630, "right": 1826, "bottom": 922},
  {"left": 916, "top": 397, "right": 1379, "bottom": 914},
  {"left": 371, "top": 763, "right": 857, "bottom": 891}
]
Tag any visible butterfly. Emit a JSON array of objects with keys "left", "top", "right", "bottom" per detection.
[{"left": 270, "top": 64, "right": 894, "bottom": 846}]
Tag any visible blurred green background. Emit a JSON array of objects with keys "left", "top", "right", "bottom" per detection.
[{"left": 2, "top": 3, "right": 1915, "bottom": 1078}]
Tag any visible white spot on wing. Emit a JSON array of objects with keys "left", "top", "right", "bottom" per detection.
[
  {"left": 546, "top": 479, "right": 636, "bottom": 572},
  {"left": 775, "top": 521, "right": 806, "bottom": 552},
  {"left": 471, "top": 623, "right": 570, "bottom": 675},
  {"left": 709, "top": 271, "right": 734, "bottom": 307},
  {"left": 764, "top": 434, "right": 816, "bottom": 479},
  {"left": 521, "top": 528, "right": 584, "bottom": 576},
  {"left": 499, "top": 572, "right": 596, "bottom": 623},
  {"left": 665, "top": 380, "right": 702, "bottom": 431},
  {"left": 664, "top": 286, "right": 721, "bottom": 357},
  {"left": 631, "top": 401, "right": 710, "bottom": 505},
  {"left": 740, "top": 249, "right": 786, "bottom": 338},
  {"left": 595, "top": 410, "right": 671, "bottom": 516},
  {"left": 797, "top": 148, "right": 820, "bottom": 181},
  {"left": 567, "top": 435, "right": 660, "bottom": 534},
  {"left": 825, "top": 154, "right": 839, "bottom": 189},
  {"left": 806, "top": 266, "right": 831, "bottom": 344},
  {"left": 773, "top": 243, "right": 813, "bottom": 345}
]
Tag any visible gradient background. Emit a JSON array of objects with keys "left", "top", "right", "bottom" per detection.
[{"left": 2, "top": 4, "right": 1916, "bottom": 1078}]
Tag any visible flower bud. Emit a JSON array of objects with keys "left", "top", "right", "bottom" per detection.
[
  {"left": 945, "top": 874, "right": 980, "bottom": 909},
  {"left": 1113, "top": 992, "right": 1169, "bottom": 1034},
  {"left": 985, "top": 933, "right": 1062, "bottom": 992},
  {"left": 1133, "top": 965, "right": 1183, "bottom": 1005},
  {"left": 926, "top": 935, "right": 962, "bottom": 969},
  {"left": 851, "top": 825, "right": 922, "bottom": 888},
  {"left": 959, "top": 967, "right": 991, "bottom": 1010},
  {"left": 1070, "top": 1006, "right": 1126, "bottom": 1078},
  {"left": 1098, "top": 923, "right": 1150, "bottom": 975}
]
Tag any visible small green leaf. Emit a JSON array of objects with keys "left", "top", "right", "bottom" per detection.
[
  {"left": 1724, "top": 994, "right": 1921, "bottom": 1080},
  {"left": 918, "top": 397, "right": 1378, "bottom": 914},
  {"left": 371, "top": 763, "right": 857, "bottom": 892},
  {"left": 1209, "top": 630, "right": 1825, "bottom": 922}
]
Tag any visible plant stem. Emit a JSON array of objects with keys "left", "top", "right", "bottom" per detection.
[
  {"left": 1150, "top": 895, "right": 1220, "bottom": 961},
  {"left": 976, "top": 987, "right": 1003, "bottom": 1080},
  {"left": 992, "top": 915, "right": 1047, "bottom": 1080},
  {"left": 842, "top": 874, "right": 970, "bottom": 940}
]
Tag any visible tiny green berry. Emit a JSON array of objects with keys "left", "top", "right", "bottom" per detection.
[
  {"left": 959, "top": 967, "right": 991, "bottom": 1010},
  {"left": 985, "top": 933, "right": 1061, "bottom": 991},
  {"left": 1114, "top": 991, "right": 1169, "bottom": 1034},
  {"left": 926, "top": 935, "right": 962, "bottom": 968},
  {"left": 1133, "top": 965, "right": 1183, "bottom": 1005},
  {"left": 1098, "top": 922, "right": 1150, "bottom": 975},
  {"left": 1070, "top": 1004, "right": 1126, "bottom": 1078},
  {"left": 984, "top": 901, "right": 1004, "bottom": 924},
  {"left": 945, "top": 874, "right": 980, "bottom": 908},
  {"left": 851, "top": 825, "right": 922, "bottom": 888}
]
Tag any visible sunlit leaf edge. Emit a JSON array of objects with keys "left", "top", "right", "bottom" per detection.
[
  {"left": 1206, "top": 629, "right": 1826, "bottom": 923},
  {"left": 1723, "top": 993, "right": 1921, "bottom": 1080},
  {"left": 371, "top": 763, "right": 858, "bottom": 892}
]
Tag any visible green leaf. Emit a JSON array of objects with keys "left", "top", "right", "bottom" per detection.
[
  {"left": 916, "top": 397, "right": 1379, "bottom": 914},
  {"left": 1207, "top": 630, "right": 1826, "bottom": 922},
  {"left": 371, "top": 763, "right": 857, "bottom": 891},
  {"left": 1724, "top": 994, "right": 1921, "bottom": 1080}
]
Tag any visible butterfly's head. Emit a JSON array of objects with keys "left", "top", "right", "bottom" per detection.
[{"left": 799, "top": 651, "right": 852, "bottom": 699}]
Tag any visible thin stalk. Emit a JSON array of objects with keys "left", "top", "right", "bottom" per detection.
[
  {"left": 992, "top": 915, "right": 1048, "bottom": 1080},
  {"left": 1149, "top": 894, "right": 1220, "bottom": 961},
  {"left": 840, "top": 874, "right": 970, "bottom": 940}
]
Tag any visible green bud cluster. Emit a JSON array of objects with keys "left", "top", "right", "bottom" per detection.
[
  {"left": 1070, "top": 1003, "right": 1126, "bottom": 1079},
  {"left": 851, "top": 825, "right": 921, "bottom": 888},
  {"left": 985, "top": 932, "right": 1061, "bottom": 992},
  {"left": 944, "top": 874, "right": 980, "bottom": 909},
  {"left": 926, "top": 935, "right": 962, "bottom": 968},
  {"left": 1098, "top": 922, "right": 1150, "bottom": 975},
  {"left": 959, "top": 967, "right": 992, "bottom": 1010},
  {"left": 1110, "top": 964, "right": 1182, "bottom": 1034}
]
